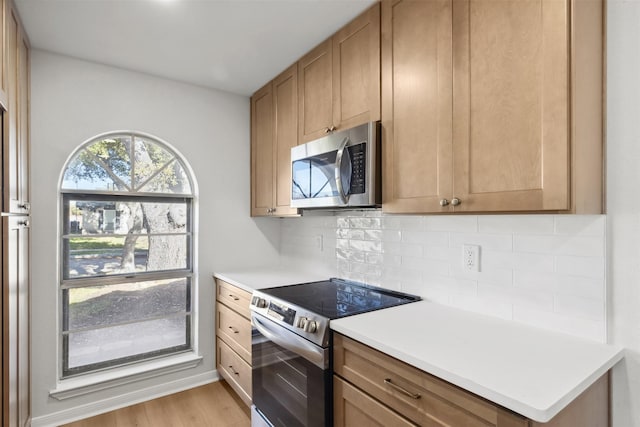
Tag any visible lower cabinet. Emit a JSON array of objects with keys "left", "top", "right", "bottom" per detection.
[
  {"left": 215, "top": 278, "right": 252, "bottom": 406},
  {"left": 333, "top": 333, "right": 608, "bottom": 427},
  {"left": 334, "top": 376, "right": 417, "bottom": 427}
]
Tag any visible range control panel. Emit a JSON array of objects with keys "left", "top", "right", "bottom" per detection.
[{"left": 250, "top": 293, "right": 329, "bottom": 347}]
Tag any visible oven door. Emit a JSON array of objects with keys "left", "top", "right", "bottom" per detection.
[{"left": 251, "top": 313, "right": 330, "bottom": 427}]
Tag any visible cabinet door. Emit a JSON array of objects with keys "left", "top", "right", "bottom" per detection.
[
  {"left": 332, "top": 3, "right": 380, "bottom": 131},
  {"left": 18, "top": 29, "right": 29, "bottom": 217},
  {"left": 2, "top": 215, "right": 30, "bottom": 427},
  {"left": 452, "top": 0, "right": 570, "bottom": 212},
  {"left": 272, "top": 64, "right": 299, "bottom": 216},
  {"left": 334, "top": 376, "right": 417, "bottom": 427},
  {"left": 0, "top": 0, "right": 7, "bottom": 110},
  {"left": 381, "top": 0, "right": 454, "bottom": 213},
  {"left": 298, "top": 39, "right": 333, "bottom": 144},
  {"left": 3, "top": 9, "right": 29, "bottom": 215},
  {"left": 250, "top": 83, "right": 274, "bottom": 217}
]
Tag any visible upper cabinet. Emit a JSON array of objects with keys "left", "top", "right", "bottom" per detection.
[
  {"left": 382, "top": 0, "right": 603, "bottom": 214},
  {"left": 3, "top": 4, "right": 30, "bottom": 215},
  {"left": 250, "top": 64, "right": 299, "bottom": 217},
  {"left": 298, "top": 3, "right": 380, "bottom": 143}
]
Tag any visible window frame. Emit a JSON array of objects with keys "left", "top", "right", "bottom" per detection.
[{"left": 59, "top": 132, "right": 197, "bottom": 378}]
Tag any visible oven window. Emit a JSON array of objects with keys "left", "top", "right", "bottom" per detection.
[{"left": 252, "top": 332, "right": 329, "bottom": 427}]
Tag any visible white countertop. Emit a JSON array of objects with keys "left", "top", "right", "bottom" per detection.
[
  {"left": 330, "top": 300, "right": 624, "bottom": 423},
  {"left": 213, "top": 266, "right": 332, "bottom": 293}
]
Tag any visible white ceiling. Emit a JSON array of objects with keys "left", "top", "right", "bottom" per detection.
[{"left": 14, "top": 0, "right": 376, "bottom": 96}]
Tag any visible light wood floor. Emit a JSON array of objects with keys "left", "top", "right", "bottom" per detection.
[{"left": 62, "top": 380, "right": 250, "bottom": 427}]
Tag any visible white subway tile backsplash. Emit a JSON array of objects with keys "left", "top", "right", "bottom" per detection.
[
  {"left": 478, "top": 215, "right": 555, "bottom": 234},
  {"left": 364, "top": 229, "right": 383, "bottom": 241},
  {"left": 514, "top": 235, "right": 604, "bottom": 257},
  {"left": 555, "top": 255, "right": 605, "bottom": 278},
  {"left": 513, "top": 306, "right": 605, "bottom": 342},
  {"left": 349, "top": 217, "right": 382, "bottom": 229},
  {"left": 383, "top": 241, "right": 423, "bottom": 257},
  {"left": 554, "top": 215, "right": 605, "bottom": 236},
  {"left": 349, "top": 239, "right": 382, "bottom": 253},
  {"left": 554, "top": 294, "right": 605, "bottom": 321},
  {"left": 383, "top": 215, "right": 424, "bottom": 230},
  {"left": 402, "top": 230, "right": 449, "bottom": 246},
  {"left": 425, "top": 215, "right": 478, "bottom": 232},
  {"left": 382, "top": 229, "right": 402, "bottom": 242},
  {"left": 450, "top": 233, "right": 513, "bottom": 251},
  {"left": 281, "top": 212, "right": 607, "bottom": 343}
]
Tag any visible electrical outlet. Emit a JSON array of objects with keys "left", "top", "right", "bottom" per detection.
[
  {"left": 315, "top": 234, "right": 323, "bottom": 251},
  {"left": 463, "top": 244, "right": 480, "bottom": 272}
]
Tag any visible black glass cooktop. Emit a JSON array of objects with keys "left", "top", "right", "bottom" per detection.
[{"left": 259, "top": 278, "right": 421, "bottom": 319}]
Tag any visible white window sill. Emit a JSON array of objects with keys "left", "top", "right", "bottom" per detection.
[{"left": 49, "top": 352, "right": 203, "bottom": 400}]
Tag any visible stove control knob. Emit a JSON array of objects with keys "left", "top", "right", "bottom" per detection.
[
  {"left": 303, "top": 319, "right": 318, "bottom": 334},
  {"left": 255, "top": 298, "right": 267, "bottom": 309},
  {"left": 296, "top": 317, "right": 307, "bottom": 329}
]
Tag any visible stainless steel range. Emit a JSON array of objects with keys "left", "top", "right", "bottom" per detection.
[{"left": 249, "top": 278, "right": 421, "bottom": 427}]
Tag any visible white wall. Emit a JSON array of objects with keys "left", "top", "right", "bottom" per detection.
[
  {"left": 607, "top": 1, "right": 640, "bottom": 425},
  {"left": 30, "top": 50, "right": 281, "bottom": 422}
]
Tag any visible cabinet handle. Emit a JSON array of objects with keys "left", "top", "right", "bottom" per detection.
[
  {"left": 228, "top": 365, "right": 240, "bottom": 376},
  {"left": 228, "top": 326, "right": 239, "bottom": 334},
  {"left": 17, "top": 220, "right": 29, "bottom": 227},
  {"left": 329, "top": 126, "right": 337, "bottom": 132},
  {"left": 324, "top": 127, "right": 331, "bottom": 134},
  {"left": 439, "top": 199, "right": 449, "bottom": 207},
  {"left": 18, "top": 202, "right": 30, "bottom": 211},
  {"left": 384, "top": 378, "right": 421, "bottom": 399},
  {"left": 451, "top": 197, "right": 461, "bottom": 206},
  {"left": 228, "top": 294, "right": 240, "bottom": 301}
]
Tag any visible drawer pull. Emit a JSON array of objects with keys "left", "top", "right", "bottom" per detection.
[
  {"left": 228, "top": 294, "right": 240, "bottom": 301},
  {"left": 228, "top": 326, "right": 239, "bottom": 334},
  {"left": 384, "top": 378, "right": 421, "bottom": 399},
  {"left": 228, "top": 365, "right": 240, "bottom": 376}
]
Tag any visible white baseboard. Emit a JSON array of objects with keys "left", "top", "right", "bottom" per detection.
[{"left": 31, "top": 370, "right": 220, "bottom": 427}]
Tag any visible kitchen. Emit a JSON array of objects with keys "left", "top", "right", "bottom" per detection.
[{"left": 1, "top": 0, "right": 639, "bottom": 426}]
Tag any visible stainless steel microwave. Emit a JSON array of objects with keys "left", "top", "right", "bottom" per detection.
[{"left": 291, "top": 121, "right": 381, "bottom": 209}]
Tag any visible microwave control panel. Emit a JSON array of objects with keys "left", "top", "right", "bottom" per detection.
[{"left": 348, "top": 143, "right": 366, "bottom": 194}]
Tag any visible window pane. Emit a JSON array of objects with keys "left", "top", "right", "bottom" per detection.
[
  {"left": 61, "top": 136, "right": 132, "bottom": 191},
  {"left": 138, "top": 160, "right": 192, "bottom": 194},
  {"left": 133, "top": 136, "right": 175, "bottom": 189},
  {"left": 66, "top": 236, "right": 147, "bottom": 277},
  {"left": 65, "top": 234, "right": 187, "bottom": 278},
  {"left": 65, "top": 277, "right": 189, "bottom": 330},
  {"left": 65, "top": 199, "right": 188, "bottom": 236},
  {"left": 66, "top": 315, "right": 189, "bottom": 371}
]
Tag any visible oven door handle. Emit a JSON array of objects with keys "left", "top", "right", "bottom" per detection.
[{"left": 252, "top": 313, "right": 328, "bottom": 370}]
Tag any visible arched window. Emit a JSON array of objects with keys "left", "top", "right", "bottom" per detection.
[{"left": 60, "top": 132, "right": 195, "bottom": 377}]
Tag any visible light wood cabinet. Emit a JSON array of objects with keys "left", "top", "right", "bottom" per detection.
[
  {"left": 215, "top": 279, "right": 252, "bottom": 406},
  {"left": 334, "top": 376, "right": 418, "bottom": 427},
  {"left": 334, "top": 334, "right": 527, "bottom": 427},
  {"left": 3, "top": 4, "right": 29, "bottom": 216},
  {"left": 2, "top": 1, "right": 30, "bottom": 426},
  {"left": 298, "top": 3, "right": 380, "bottom": 143},
  {"left": 382, "top": 0, "right": 603, "bottom": 214},
  {"left": 250, "top": 65, "right": 299, "bottom": 217},
  {"left": 333, "top": 333, "right": 609, "bottom": 427},
  {"left": 2, "top": 217, "right": 30, "bottom": 427}
]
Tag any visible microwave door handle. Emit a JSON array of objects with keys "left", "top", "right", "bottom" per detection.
[
  {"left": 335, "top": 136, "right": 350, "bottom": 205},
  {"left": 251, "top": 313, "right": 328, "bottom": 369}
]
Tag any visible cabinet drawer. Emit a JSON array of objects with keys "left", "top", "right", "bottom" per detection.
[
  {"left": 333, "top": 334, "right": 527, "bottom": 427},
  {"left": 334, "top": 376, "right": 417, "bottom": 427},
  {"left": 216, "top": 302, "right": 251, "bottom": 364},
  {"left": 216, "top": 279, "right": 252, "bottom": 319},
  {"left": 217, "top": 337, "right": 252, "bottom": 406}
]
